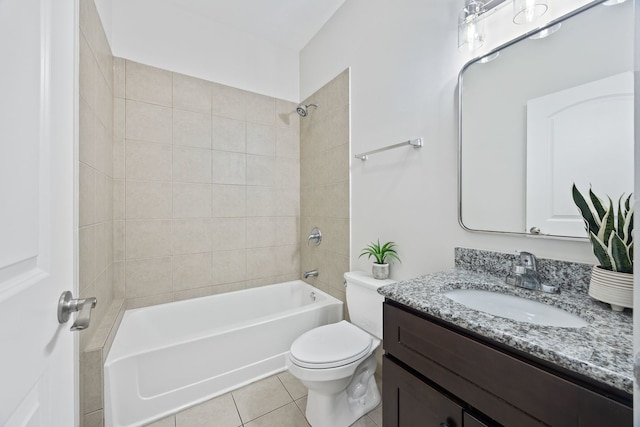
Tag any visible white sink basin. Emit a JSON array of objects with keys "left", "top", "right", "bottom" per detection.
[{"left": 443, "top": 289, "right": 588, "bottom": 328}]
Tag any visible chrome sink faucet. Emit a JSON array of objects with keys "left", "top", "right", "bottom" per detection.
[{"left": 506, "top": 251, "right": 558, "bottom": 293}]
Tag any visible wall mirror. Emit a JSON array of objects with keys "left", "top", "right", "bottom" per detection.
[{"left": 458, "top": 0, "right": 633, "bottom": 238}]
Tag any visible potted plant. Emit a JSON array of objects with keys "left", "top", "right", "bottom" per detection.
[
  {"left": 572, "top": 184, "right": 634, "bottom": 311},
  {"left": 359, "top": 240, "right": 401, "bottom": 280}
]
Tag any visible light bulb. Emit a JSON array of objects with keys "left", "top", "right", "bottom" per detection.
[
  {"left": 513, "top": 0, "right": 548, "bottom": 24},
  {"left": 458, "top": 0, "right": 486, "bottom": 52}
]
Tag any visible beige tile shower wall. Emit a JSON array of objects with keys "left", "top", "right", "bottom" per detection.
[
  {"left": 113, "top": 59, "right": 301, "bottom": 306},
  {"left": 79, "top": 0, "right": 115, "bottom": 333},
  {"left": 78, "top": 0, "right": 115, "bottom": 424},
  {"left": 300, "top": 70, "right": 350, "bottom": 313}
]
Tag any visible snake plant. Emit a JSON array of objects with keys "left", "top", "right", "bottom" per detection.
[
  {"left": 359, "top": 240, "right": 401, "bottom": 265},
  {"left": 572, "top": 184, "right": 634, "bottom": 273}
]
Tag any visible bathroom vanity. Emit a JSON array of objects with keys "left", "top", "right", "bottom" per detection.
[{"left": 378, "top": 250, "right": 633, "bottom": 426}]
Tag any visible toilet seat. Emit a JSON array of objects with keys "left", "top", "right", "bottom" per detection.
[{"left": 289, "top": 321, "right": 373, "bottom": 369}]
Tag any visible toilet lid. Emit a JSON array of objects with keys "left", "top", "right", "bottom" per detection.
[{"left": 289, "top": 321, "right": 373, "bottom": 369}]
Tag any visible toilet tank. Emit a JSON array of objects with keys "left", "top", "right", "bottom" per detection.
[{"left": 344, "top": 271, "right": 396, "bottom": 340}]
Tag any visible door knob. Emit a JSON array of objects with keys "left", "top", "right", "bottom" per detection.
[{"left": 57, "top": 291, "right": 97, "bottom": 331}]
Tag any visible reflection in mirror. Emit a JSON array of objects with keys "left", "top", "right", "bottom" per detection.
[{"left": 459, "top": 0, "right": 633, "bottom": 238}]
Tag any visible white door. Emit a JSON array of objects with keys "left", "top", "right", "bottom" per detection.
[
  {"left": 0, "top": 0, "right": 77, "bottom": 426},
  {"left": 525, "top": 72, "right": 634, "bottom": 237}
]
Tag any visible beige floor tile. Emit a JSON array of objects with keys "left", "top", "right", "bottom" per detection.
[
  {"left": 277, "top": 371, "right": 307, "bottom": 401},
  {"left": 244, "top": 402, "right": 310, "bottom": 427},
  {"left": 294, "top": 395, "right": 379, "bottom": 427},
  {"left": 368, "top": 404, "right": 382, "bottom": 426},
  {"left": 232, "top": 376, "right": 293, "bottom": 423},
  {"left": 294, "top": 396, "right": 307, "bottom": 415},
  {"left": 350, "top": 415, "right": 379, "bottom": 427},
  {"left": 144, "top": 416, "right": 175, "bottom": 427},
  {"left": 175, "top": 393, "right": 242, "bottom": 427}
]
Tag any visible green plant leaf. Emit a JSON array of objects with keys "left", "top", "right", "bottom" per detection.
[
  {"left": 609, "top": 232, "right": 632, "bottom": 273},
  {"left": 590, "top": 231, "right": 613, "bottom": 270},
  {"left": 596, "top": 198, "right": 615, "bottom": 244},
  {"left": 572, "top": 184, "right": 599, "bottom": 234},
  {"left": 623, "top": 207, "right": 634, "bottom": 246},
  {"left": 574, "top": 186, "right": 633, "bottom": 272},
  {"left": 384, "top": 252, "right": 401, "bottom": 264},
  {"left": 617, "top": 194, "right": 626, "bottom": 240},
  {"left": 360, "top": 240, "right": 401, "bottom": 264},
  {"left": 589, "top": 187, "right": 607, "bottom": 221},
  {"left": 359, "top": 244, "right": 382, "bottom": 263}
]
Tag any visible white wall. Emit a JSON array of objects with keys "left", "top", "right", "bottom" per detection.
[
  {"left": 108, "top": 0, "right": 300, "bottom": 101},
  {"left": 93, "top": 0, "right": 112, "bottom": 44},
  {"left": 301, "top": 0, "right": 601, "bottom": 280}
]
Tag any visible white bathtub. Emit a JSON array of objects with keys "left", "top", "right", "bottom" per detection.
[{"left": 104, "top": 281, "right": 343, "bottom": 427}]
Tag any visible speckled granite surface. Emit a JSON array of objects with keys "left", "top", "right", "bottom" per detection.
[
  {"left": 379, "top": 249, "right": 633, "bottom": 395},
  {"left": 455, "top": 247, "right": 594, "bottom": 293}
]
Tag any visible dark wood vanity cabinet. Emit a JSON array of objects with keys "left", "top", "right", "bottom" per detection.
[
  {"left": 384, "top": 356, "right": 489, "bottom": 427},
  {"left": 382, "top": 301, "right": 632, "bottom": 427}
]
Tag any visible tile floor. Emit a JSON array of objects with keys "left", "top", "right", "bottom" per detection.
[{"left": 144, "top": 371, "right": 382, "bottom": 427}]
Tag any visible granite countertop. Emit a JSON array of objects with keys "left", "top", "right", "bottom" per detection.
[{"left": 378, "top": 268, "right": 633, "bottom": 395}]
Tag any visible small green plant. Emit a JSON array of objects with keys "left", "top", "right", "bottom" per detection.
[
  {"left": 572, "top": 184, "right": 634, "bottom": 273},
  {"left": 359, "top": 240, "right": 401, "bottom": 265}
]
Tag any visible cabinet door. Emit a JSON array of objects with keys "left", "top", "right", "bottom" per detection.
[
  {"left": 464, "top": 412, "right": 489, "bottom": 427},
  {"left": 383, "top": 356, "right": 463, "bottom": 427}
]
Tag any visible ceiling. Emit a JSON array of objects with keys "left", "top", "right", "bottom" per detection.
[{"left": 164, "top": 0, "right": 348, "bottom": 51}]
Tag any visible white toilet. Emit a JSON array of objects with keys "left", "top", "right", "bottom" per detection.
[{"left": 287, "top": 271, "right": 395, "bottom": 427}]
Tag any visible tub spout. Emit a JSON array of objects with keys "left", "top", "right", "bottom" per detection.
[{"left": 303, "top": 270, "right": 319, "bottom": 279}]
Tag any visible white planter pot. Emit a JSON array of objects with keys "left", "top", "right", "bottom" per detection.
[
  {"left": 588, "top": 266, "right": 633, "bottom": 312},
  {"left": 372, "top": 263, "right": 389, "bottom": 280}
]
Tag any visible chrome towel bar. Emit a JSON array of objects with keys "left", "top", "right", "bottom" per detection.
[{"left": 354, "top": 138, "right": 423, "bottom": 161}]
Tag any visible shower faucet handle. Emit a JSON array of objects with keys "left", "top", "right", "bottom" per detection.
[{"left": 307, "top": 227, "right": 322, "bottom": 246}]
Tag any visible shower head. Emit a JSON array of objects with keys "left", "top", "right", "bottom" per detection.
[{"left": 296, "top": 103, "right": 318, "bottom": 117}]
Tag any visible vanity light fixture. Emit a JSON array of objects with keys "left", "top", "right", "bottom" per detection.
[
  {"left": 458, "top": 0, "right": 487, "bottom": 52},
  {"left": 513, "top": 0, "right": 548, "bottom": 24},
  {"left": 528, "top": 23, "right": 561, "bottom": 39}
]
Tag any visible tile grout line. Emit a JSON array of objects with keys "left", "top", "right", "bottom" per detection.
[
  {"left": 242, "top": 401, "right": 298, "bottom": 426},
  {"left": 229, "top": 392, "right": 244, "bottom": 427},
  {"left": 276, "top": 374, "right": 311, "bottom": 426},
  {"left": 276, "top": 374, "right": 296, "bottom": 402}
]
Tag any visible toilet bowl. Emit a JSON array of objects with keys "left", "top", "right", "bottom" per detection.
[{"left": 287, "top": 272, "right": 394, "bottom": 427}]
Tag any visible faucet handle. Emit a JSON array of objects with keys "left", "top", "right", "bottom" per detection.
[
  {"left": 513, "top": 265, "right": 527, "bottom": 274},
  {"left": 518, "top": 251, "right": 538, "bottom": 270},
  {"left": 307, "top": 227, "right": 322, "bottom": 246}
]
